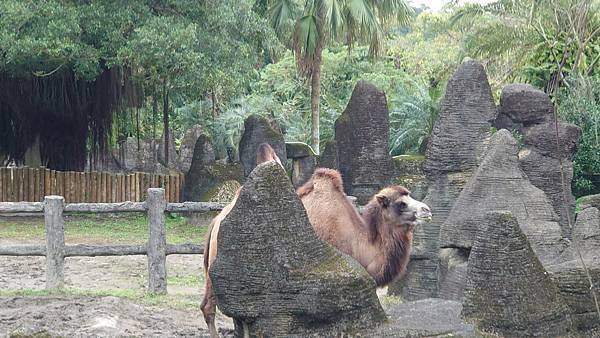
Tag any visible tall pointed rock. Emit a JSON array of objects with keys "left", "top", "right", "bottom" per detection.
[
  {"left": 209, "top": 162, "right": 386, "bottom": 336},
  {"left": 393, "top": 59, "right": 496, "bottom": 300},
  {"left": 462, "top": 211, "right": 571, "bottom": 337}
]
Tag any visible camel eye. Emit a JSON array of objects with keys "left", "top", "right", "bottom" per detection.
[{"left": 394, "top": 201, "right": 407, "bottom": 213}]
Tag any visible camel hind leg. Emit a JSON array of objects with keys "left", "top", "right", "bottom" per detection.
[{"left": 201, "top": 275, "right": 218, "bottom": 338}]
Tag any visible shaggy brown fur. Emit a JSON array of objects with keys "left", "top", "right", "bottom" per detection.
[
  {"left": 200, "top": 143, "right": 282, "bottom": 338},
  {"left": 298, "top": 168, "right": 430, "bottom": 287}
]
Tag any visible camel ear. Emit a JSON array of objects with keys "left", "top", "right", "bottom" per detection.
[{"left": 376, "top": 194, "right": 390, "bottom": 208}]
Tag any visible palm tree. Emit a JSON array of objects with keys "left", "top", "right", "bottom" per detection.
[
  {"left": 267, "top": 0, "right": 413, "bottom": 154},
  {"left": 450, "top": 0, "right": 600, "bottom": 95}
]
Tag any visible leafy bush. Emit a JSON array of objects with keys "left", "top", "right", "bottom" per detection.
[{"left": 559, "top": 75, "right": 600, "bottom": 196}]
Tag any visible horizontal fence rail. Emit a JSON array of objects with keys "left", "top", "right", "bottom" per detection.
[
  {"left": 0, "top": 166, "right": 184, "bottom": 203},
  {"left": 0, "top": 189, "right": 223, "bottom": 294}
]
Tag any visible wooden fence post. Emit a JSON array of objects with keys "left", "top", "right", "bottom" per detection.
[
  {"left": 44, "top": 195, "right": 65, "bottom": 289},
  {"left": 147, "top": 188, "right": 167, "bottom": 294}
]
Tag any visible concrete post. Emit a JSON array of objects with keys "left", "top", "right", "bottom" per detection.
[
  {"left": 44, "top": 195, "right": 65, "bottom": 289},
  {"left": 147, "top": 188, "right": 167, "bottom": 294}
]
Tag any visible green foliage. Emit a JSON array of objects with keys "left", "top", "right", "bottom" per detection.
[
  {"left": 559, "top": 75, "right": 600, "bottom": 196},
  {"left": 450, "top": 0, "right": 600, "bottom": 94},
  {"left": 389, "top": 81, "right": 440, "bottom": 155},
  {"left": 388, "top": 12, "right": 461, "bottom": 88}
]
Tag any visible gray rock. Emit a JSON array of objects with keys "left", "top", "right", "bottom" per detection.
[
  {"left": 547, "top": 258, "right": 600, "bottom": 330},
  {"left": 238, "top": 115, "right": 286, "bottom": 177},
  {"left": 376, "top": 298, "right": 475, "bottom": 337},
  {"left": 462, "top": 211, "right": 572, "bottom": 337},
  {"left": 178, "top": 125, "right": 209, "bottom": 172},
  {"left": 392, "top": 155, "right": 428, "bottom": 201},
  {"left": 579, "top": 194, "right": 600, "bottom": 211},
  {"left": 291, "top": 156, "right": 315, "bottom": 188},
  {"left": 285, "top": 142, "right": 316, "bottom": 158},
  {"left": 494, "top": 85, "right": 581, "bottom": 234},
  {"left": 437, "top": 248, "right": 468, "bottom": 301},
  {"left": 394, "top": 60, "right": 496, "bottom": 301},
  {"left": 494, "top": 83, "right": 554, "bottom": 131},
  {"left": 545, "top": 207, "right": 600, "bottom": 330},
  {"left": 334, "top": 80, "right": 393, "bottom": 204},
  {"left": 120, "top": 137, "right": 156, "bottom": 172},
  {"left": 522, "top": 121, "right": 581, "bottom": 160},
  {"left": 423, "top": 59, "right": 496, "bottom": 175},
  {"left": 519, "top": 148, "right": 576, "bottom": 235},
  {"left": 572, "top": 207, "right": 600, "bottom": 259},
  {"left": 317, "top": 139, "right": 338, "bottom": 170},
  {"left": 388, "top": 258, "right": 439, "bottom": 301},
  {"left": 210, "top": 162, "right": 386, "bottom": 336},
  {"left": 182, "top": 135, "right": 244, "bottom": 202},
  {"left": 439, "top": 130, "right": 568, "bottom": 267}
]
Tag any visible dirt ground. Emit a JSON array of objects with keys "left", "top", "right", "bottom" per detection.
[{"left": 0, "top": 238, "right": 234, "bottom": 337}]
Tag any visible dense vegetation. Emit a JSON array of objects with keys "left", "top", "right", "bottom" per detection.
[{"left": 0, "top": 0, "right": 598, "bottom": 195}]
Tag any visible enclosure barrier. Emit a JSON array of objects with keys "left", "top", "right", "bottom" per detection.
[
  {"left": 0, "top": 166, "right": 184, "bottom": 203},
  {"left": 0, "top": 188, "right": 226, "bottom": 294}
]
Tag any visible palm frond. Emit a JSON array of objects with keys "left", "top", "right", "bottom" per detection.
[{"left": 268, "top": 0, "right": 298, "bottom": 38}]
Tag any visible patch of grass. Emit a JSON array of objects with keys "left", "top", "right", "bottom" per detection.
[
  {"left": 167, "top": 274, "right": 203, "bottom": 287},
  {"left": 0, "top": 287, "right": 200, "bottom": 311},
  {"left": 379, "top": 294, "right": 403, "bottom": 306},
  {"left": 0, "top": 214, "right": 208, "bottom": 245}
]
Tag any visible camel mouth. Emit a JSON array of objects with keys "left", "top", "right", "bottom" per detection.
[{"left": 415, "top": 211, "right": 432, "bottom": 222}]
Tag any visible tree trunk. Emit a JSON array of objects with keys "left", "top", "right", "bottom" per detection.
[
  {"left": 152, "top": 94, "right": 158, "bottom": 163},
  {"left": 211, "top": 89, "right": 218, "bottom": 119},
  {"left": 135, "top": 109, "right": 140, "bottom": 151},
  {"left": 310, "top": 46, "right": 323, "bottom": 154},
  {"left": 162, "top": 82, "right": 170, "bottom": 165}
]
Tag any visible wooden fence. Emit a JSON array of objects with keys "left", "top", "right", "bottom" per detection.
[
  {"left": 0, "top": 189, "right": 226, "bottom": 294},
  {"left": 0, "top": 167, "right": 184, "bottom": 203}
]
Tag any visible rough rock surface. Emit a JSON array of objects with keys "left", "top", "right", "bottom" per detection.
[
  {"left": 376, "top": 298, "right": 475, "bottom": 337},
  {"left": 437, "top": 248, "right": 469, "bottom": 301},
  {"left": 177, "top": 125, "right": 208, "bottom": 173},
  {"left": 210, "top": 162, "right": 386, "bottom": 337},
  {"left": 204, "top": 180, "right": 241, "bottom": 203},
  {"left": 393, "top": 60, "right": 496, "bottom": 300},
  {"left": 440, "top": 130, "right": 568, "bottom": 267},
  {"left": 462, "top": 211, "right": 572, "bottom": 337},
  {"left": 334, "top": 80, "right": 393, "bottom": 204},
  {"left": 286, "top": 142, "right": 316, "bottom": 188},
  {"left": 120, "top": 137, "right": 157, "bottom": 172},
  {"left": 392, "top": 155, "right": 428, "bottom": 201},
  {"left": 494, "top": 84, "right": 553, "bottom": 130},
  {"left": 423, "top": 59, "right": 496, "bottom": 175},
  {"left": 494, "top": 84, "right": 581, "bottom": 235},
  {"left": 238, "top": 115, "right": 286, "bottom": 177},
  {"left": 317, "top": 140, "right": 338, "bottom": 170},
  {"left": 291, "top": 156, "right": 315, "bottom": 188},
  {"left": 285, "top": 142, "right": 315, "bottom": 158},
  {"left": 182, "top": 135, "right": 244, "bottom": 202},
  {"left": 548, "top": 207, "right": 600, "bottom": 329},
  {"left": 579, "top": 194, "right": 600, "bottom": 211}
]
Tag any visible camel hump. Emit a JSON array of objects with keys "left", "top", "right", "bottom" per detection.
[{"left": 298, "top": 168, "right": 345, "bottom": 198}]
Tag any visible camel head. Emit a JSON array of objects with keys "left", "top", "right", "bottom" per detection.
[
  {"left": 256, "top": 143, "right": 284, "bottom": 168},
  {"left": 373, "top": 186, "right": 432, "bottom": 231}
]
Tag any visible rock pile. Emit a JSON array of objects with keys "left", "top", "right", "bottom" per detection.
[
  {"left": 495, "top": 84, "right": 581, "bottom": 235},
  {"left": 209, "top": 162, "right": 386, "bottom": 336}
]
